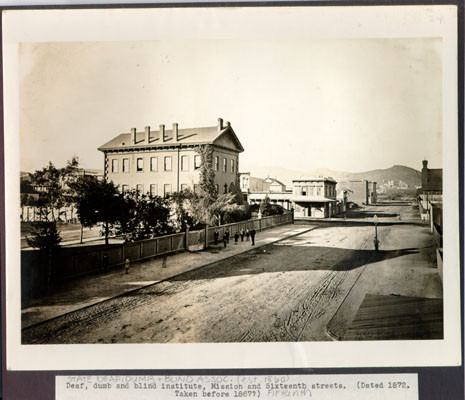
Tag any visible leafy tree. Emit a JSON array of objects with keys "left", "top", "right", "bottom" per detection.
[
  {"left": 223, "top": 203, "right": 252, "bottom": 223},
  {"left": 25, "top": 221, "right": 62, "bottom": 250},
  {"left": 116, "top": 191, "right": 173, "bottom": 242},
  {"left": 170, "top": 190, "right": 198, "bottom": 232},
  {"left": 25, "top": 157, "right": 79, "bottom": 249},
  {"left": 259, "top": 195, "right": 284, "bottom": 217},
  {"left": 67, "top": 175, "right": 122, "bottom": 245},
  {"left": 184, "top": 190, "right": 239, "bottom": 227}
]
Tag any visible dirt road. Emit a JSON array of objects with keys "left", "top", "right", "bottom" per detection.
[{"left": 23, "top": 204, "right": 438, "bottom": 344}]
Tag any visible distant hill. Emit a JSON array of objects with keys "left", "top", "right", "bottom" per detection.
[{"left": 241, "top": 165, "right": 422, "bottom": 190}]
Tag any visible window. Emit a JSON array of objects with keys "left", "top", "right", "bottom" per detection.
[
  {"left": 136, "top": 158, "right": 143, "bottom": 172},
  {"left": 122, "top": 158, "right": 129, "bottom": 173},
  {"left": 223, "top": 158, "right": 227, "bottom": 172},
  {"left": 150, "top": 184, "right": 157, "bottom": 196},
  {"left": 136, "top": 184, "right": 143, "bottom": 193},
  {"left": 194, "top": 155, "right": 201, "bottom": 170},
  {"left": 302, "top": 186, "right": 307, "bottom": 196},
  {"left": 181, "top": 184, "right": 188, "bottom": 192},
  {"left": 231, "top": 159, "right": 235, "bottom": 173},
  {"left": 193, "top": 184, "right": 200, "bottom": 193},
  {"left": 111, "top": 159, "right": 118, "bottom": 173},
  {"left": 181, "top": 155, "right": 189, "bottom": 171},
  {"left": 164, "top": 156, "right": 172, "bottom": 171},
  {"left": 150, "top": 157, "right": 158, "bottom": 172},
  {"left": 164, "top": 184, "right": 172, "bottom": 198},
  {"left": 224, "top": 183, "right": 228, "bottom": 194},
  {"left": 122, "top": 184, "right": 129, "bottom": 193},
  {"left": 317, "top": 187, "right": 321, "bottom": 196},
  {"left": 214, "top": 156, "right": 219, "bottom": 171}
]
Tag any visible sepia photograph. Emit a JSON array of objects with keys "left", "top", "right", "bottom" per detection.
[{"left": 3, "top": 5, "right": 461, "bottom": 370}]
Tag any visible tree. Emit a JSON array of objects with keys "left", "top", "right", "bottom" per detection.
[
  {"left": 170, "top": 190, "right": 199, "bottom": 232},
  {"left": 25, "top": 158, "right": 79, "bottom": 249},
  {"left": 67, "top": 175, "right": 122, "bottom": 245},
  {"left": 259, "top": 195, "right": 272, "bottom": 216},
  {"left": 26, "top": 221, "right": 62, "bottom": 250},
  {"left": 259, "top": 195, "right": 284, "bottom": 217},
  {"left": 116, "top": 191, "right": 173, "bottom": 242}
]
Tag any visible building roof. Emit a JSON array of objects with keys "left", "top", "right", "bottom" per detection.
[
  {"left": 98, "top": 122, "right": 244, "bottom": 153},
  {"left": 291, "top": 196, "right": 338, "bottom": 203},
  {"left": 264, "top": 177, "right": 286, "bottom": 186},
  {"left": 292, "top": 177, "right": 337, "bottom": 184}
]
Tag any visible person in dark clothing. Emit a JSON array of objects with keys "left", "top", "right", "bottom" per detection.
[
  {"left": 223, "top": 232, "right": 228, "bottom": 248},
  {"left": 240, "top": 229, "right": 245, "bottom": 242},
  {"left": 225, "top": 229, "right": 230, "bottom": 243},
  {"left": 214, "top": 230, "right": 219, "bottom": 245},
  {"left": 234, "top": 232, "right": 239, "bottom": 244},
  {"left": 245, "top": 229, "right": 250, "bottom": 241},
  {"left": 250, "top": 229, "right": 256, "bottom": 246}
]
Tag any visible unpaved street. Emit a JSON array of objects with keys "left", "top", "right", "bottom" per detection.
[{"left": 23, "top": 204, "right": 440, "bottom": 344}]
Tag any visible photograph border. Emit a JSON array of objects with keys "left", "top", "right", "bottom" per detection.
[{"left": 1, "top": 1, "right": 463, "bottom": 398}]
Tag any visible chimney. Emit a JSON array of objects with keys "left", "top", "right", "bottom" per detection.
[
  {"left": 172, "top": 123, "right": 178, "bottom": 142},
  {"left": 131, "top": 128, "right": 137, "bottom": 144},
  {"left": 145, "top": 126, "right": 151, "bottom": 143},
  {"left": 226, "top": 121, "right": 231, "bottom": 128},
  {"left": 217, "top": 118, "right": 223, "bottom": 131},
  {"left": 159, "top": 124, "right": 165, "bottom": 142}
]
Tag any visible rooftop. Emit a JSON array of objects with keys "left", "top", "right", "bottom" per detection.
[
  {"left": 98, "top": 118, "right": 244, "bottom": 153},
  {"left": 292, "top": 176, "right": 337, "bottom": 184}
]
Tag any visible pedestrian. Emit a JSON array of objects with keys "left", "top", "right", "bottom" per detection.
[
  {"left": 240, "top": 228, "right": 245, "bottom": 242},
  {"left": 251, "top": 229, "right": 256, "bottom": 246},
  {"left": 102, "top": 253, "right": 109, "bottom": 274},
  {"left": 223, "top": 232, "right": 228, "bottom": 248},
  {"left": 246, "top": 229, "right": 250, "bottom": 241},
  {"left": 234, "top": 232, "right": 239, "bottom": 244},
  {"left": 225, "top": 228, "right": 230, "bottom": 244},
  {"left": 214, "top": 230, "right": 219, "bottom": 245},
  {"left": 125, "top": 257, "right": 130, "bottom": 274}
]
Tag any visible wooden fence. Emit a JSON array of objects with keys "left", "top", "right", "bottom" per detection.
[{"left": 21, "top": 212, "right": 293, "bottom": 303}]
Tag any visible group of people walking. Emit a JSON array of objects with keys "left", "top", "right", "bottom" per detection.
[{"left": 214, "top": 227, "right": 256, "bottom": 248}]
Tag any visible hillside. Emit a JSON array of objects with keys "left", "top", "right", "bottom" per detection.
[{"left": 242, "top": 165, "right": 422, "bottom": 189}]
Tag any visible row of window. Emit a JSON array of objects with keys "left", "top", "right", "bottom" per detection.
[
  {"left": 119, "top": 182, "right": 233, "bottom": 197},
  {"left": 299, "top": 185, "right": 336, "bottom": 197},
  {"left": 110, "top": 155, "right": 236, "bottom": 174}
]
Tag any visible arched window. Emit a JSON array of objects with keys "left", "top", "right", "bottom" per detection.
[{"left": 224, "top": 184, "right": 228, "bottom": 194}]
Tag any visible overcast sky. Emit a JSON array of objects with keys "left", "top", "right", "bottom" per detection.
[{"left": 19, "top": 38, "right": 442, "bottom": 174}]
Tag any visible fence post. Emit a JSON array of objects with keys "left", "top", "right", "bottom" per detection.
[
  {"left": 205, "top": 225, "right": 208, "bottom": 249},
  {"left": 185, "top": 227, "right": 189, "bottom": 250}
]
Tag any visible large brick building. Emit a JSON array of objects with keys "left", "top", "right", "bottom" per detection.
[{"left": 98, "top": 118, "right": 244, "bottom": 197}]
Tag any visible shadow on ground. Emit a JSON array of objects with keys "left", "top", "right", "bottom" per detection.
[{"left": 166, "top": 242, "right": 436, "bottom": 283}]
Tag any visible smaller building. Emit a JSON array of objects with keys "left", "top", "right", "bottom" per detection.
[
  {"left": 263, "top": 177, "right": 286, "bottom": 192},
  {"left": 292, "top": 177, "right": 338, "bottom": 218}
]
